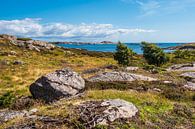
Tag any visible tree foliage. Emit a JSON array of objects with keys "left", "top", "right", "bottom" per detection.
[
  {"left": 114, "top": 42, "right": 134, "bottom": 66},
  {"left": 141, "top": 41, "right": 169, "bottom": 66}
]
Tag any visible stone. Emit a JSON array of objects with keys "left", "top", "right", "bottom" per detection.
[
  {"left": 163, "top": 80, "right": 173, "bottom": 84},
  {"left": 125, "top": 66, "right": 139, "bottom": 71},
  {"left": 167, "top": 63, "right": 195, "bottom": 71},
  {"left": 10, "top": 51, "right": 17, "bottom": 55},
  {"left": 29, "top": 108, "right": 38, "bottom": 115},
  {"left": 181, "top": 72, "right": 195, "bottom": 79},
  {"left": 88, "top": 71, "right": 157, "bottom": 82},
  {"left": 77, "top": 99, "right": 138, "bottom": 127},
  {"left": 184, "top": 82, "right": 195, "bottom": 90},
  {"left": 29, "top": 68, "right": 85, "bottom": 102},
  {"left": 13, "top": 60, "right": 24, "bottom": 65}
]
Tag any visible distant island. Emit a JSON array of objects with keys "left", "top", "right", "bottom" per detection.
[
  {"left": 51, "top": 40, "right": 116, "bottom": 45},
  {"left": 165, "top": 43, "right": 195, "bottom": 50}
]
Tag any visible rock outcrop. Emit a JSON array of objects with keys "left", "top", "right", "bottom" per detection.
[
  {"left": 77, "top": 99, "right": 138, "bottom": 128},
  {"left": 0, "top": 34, "right": 55, "bottom": 52},
  {"left": 30, "top": 68, "right": 85, "bottom": 102},
  {"left": 88, "top": 71, "right": 157, "bottom": 82},
  {"left": 167, "top": 63, "right": 195, "bottom": 71}
]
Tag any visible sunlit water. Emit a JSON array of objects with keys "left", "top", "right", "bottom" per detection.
[{"left": 57, "top": 43, "right": 184, "bottom": 54}]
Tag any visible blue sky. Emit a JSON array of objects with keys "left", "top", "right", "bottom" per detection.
[{"left": 0, "top": 0, "right": 195, "bottom": 42}]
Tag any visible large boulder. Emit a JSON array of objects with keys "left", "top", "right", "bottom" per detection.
[
  {"left": 30, "top": 68, "right": 85, "bottom": 102},
  {"left": 88, "top": 71, "right": 157, "bottom": 82},
  {"left": 77, "top": 99, "right": 138, "bottom": 128}
]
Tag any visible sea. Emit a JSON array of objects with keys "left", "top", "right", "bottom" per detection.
[{"left": 57, "top": 43, "right": 185, "bottom": 54}]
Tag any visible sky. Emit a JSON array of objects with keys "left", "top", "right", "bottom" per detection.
[{"left": 0, "top": 0, "right": 195, "bottom": 42}]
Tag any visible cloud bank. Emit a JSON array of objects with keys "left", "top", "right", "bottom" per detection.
[{"left": 0, "top": 18, "right": 156, "bottom": 41}]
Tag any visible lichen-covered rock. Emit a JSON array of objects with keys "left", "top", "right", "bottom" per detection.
[
  {"left": 77, "top": 99, "right": 138, "bottom": 128},
  {"left": 29, "top": 68, "right": 85, "bottom": 102},
  {"left": 88, "top": 71, "right": 157, "bottom": 82}
]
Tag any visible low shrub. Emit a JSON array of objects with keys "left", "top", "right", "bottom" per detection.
[
  {"left": 162, "top": 88, "right": 186, "bottom": 101},
  {"left": 17, "top": 37, "right": 32, "bottom": 41},
  {"left": 0, "top": 91, "right": 16, "bottom": 108}
]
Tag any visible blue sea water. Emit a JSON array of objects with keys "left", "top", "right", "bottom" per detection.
[{"left": 57, "top": 43, "right": 185, "bottom": 54}]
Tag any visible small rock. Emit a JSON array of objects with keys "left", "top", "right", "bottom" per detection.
[
  {"left": 13, "top": 60, "right": 24, "bottom": 65},
  {"left": 10, "top": 51, "right": 17, "bottom": 55},
  {"left": 152, "top": 88, "right": 162, "bottom": 92},
  {"left": 29, "top": 108, "right": 38, "bottom": 115},
  {"left": 125, "top": 66, "right": 139, "bottom": 71},
  {"left": 163, "top": 80, "right": 173, "bottom": 84}
]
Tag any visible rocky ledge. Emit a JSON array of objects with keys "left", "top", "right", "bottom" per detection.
[
  {"left": 88, "top": 71, "right": 157, "bottom": 82},
  {"left": 167, "top": 62, "right": 195, "bottom": 71}
]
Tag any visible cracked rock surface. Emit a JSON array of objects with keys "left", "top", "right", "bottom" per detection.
[
  {"left": 88, "top": 71, "right": 157, "bottom": 82},
  {"left": 76, "top": 99, "right": 138, "bottom": 128},
  {"left": 30, "top": 68, "right": 85, "bottom": 102}
]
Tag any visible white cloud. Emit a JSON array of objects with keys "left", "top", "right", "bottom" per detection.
[{"left": 0, "top": 18, "right": 156, "bottom": 41}]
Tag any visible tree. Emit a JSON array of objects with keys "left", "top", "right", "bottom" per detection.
[
  {"left": 141, "top": 41, "right": 169, "bottom": 67},
  {"left": 114, "top": 42, "right": 134, "bottom": 66}
]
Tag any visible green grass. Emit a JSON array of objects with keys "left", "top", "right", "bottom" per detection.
[{"left": 0, "top": 39, "right": 194, "bottom": 128}]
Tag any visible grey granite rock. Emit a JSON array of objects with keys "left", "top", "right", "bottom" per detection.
[
  {"left": 30, "top": 68, "right": 85, "bottom": 102},
  {"left": 88, "top": 71, "right": 157, "bottom": 82}
]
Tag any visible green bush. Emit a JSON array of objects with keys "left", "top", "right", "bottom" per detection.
[
  {"left": 114, "top": 42, "right": 135, "bottom": 66},
  {"left": 141, "top": 42, "right": 169, "bottom": 67},
  {"left": 0, "top": 91, "right": 15, "bottom": 108}
]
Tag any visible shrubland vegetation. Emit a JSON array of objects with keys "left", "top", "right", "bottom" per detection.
[{"left": 0, "top": 39, "right": 194, "bottom": 128}]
